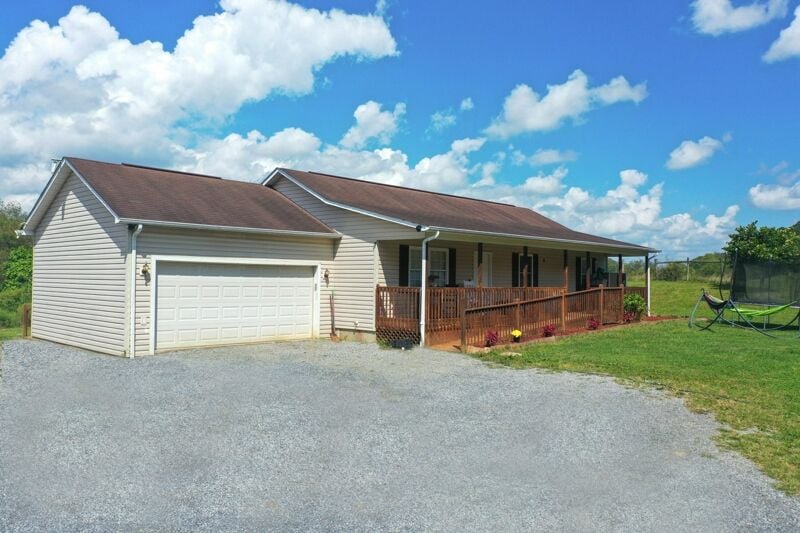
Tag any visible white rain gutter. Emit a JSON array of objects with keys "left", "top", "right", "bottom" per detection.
[
  {"left": 129, "top": 224, "right": 143, "bottom": 358},
  {"left": 419, "top": 230, "right": 440, "bottom": 346}
]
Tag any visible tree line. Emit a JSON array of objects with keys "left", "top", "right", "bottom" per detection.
[{"left": 0, "top": 201, "right": 31, "bottom": 327}]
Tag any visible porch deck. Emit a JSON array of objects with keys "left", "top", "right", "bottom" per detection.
[{"left": 376, "top": 285, "right": 648, "bottom": 348}]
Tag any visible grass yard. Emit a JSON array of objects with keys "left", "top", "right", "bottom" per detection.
[
  {"left": 472, "top": 280, "right": 800, "bottom": 493},
  {"left": 0, "top": 327, "right": 20, "bottom": 342}
]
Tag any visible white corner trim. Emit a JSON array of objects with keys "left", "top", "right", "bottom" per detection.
[
  {"left": 267, "top": 169, "right": 419, "bottom": 229},
  {"left": 65, "top": 160, "right": 122, "bottom": 223},
  {"left": 117, "top": 218, "right": 340, "bottom": 239},
  {"left": 147, "top": 255, "right": 322, "bottom": 355},
  {"left": 22, "top": 159, "right": 122, "bottom": 234}
]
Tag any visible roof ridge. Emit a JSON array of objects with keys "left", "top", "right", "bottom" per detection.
[
  {"left": 121, "top": 162, "right": 223, "bottom": 180},
  {"left": 292, "top": 169, "right": 516, "bottom": 208}
]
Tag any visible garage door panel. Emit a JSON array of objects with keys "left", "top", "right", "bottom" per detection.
[{"left": 156, "top": 262, "right": 315, "bottom": 350}]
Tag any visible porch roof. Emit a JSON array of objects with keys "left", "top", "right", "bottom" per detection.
[{"left": 268, "top": 168, "right": 658, "bottom": 255}]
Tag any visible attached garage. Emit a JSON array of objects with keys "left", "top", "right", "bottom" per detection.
[
  {"left": 21, "top": 157, "right": 338, "bottom": 357},
  {"left": 154, "top": 261, "right": 317, "bottom": 351}
]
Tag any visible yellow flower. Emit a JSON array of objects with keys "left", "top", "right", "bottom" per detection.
[{"left": 511, "top": 329, "right": 522, "bottom": 337}]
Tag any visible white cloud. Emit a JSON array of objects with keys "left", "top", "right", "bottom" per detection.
[
  {"left": 461, "top": 168, "right": 739, "bottom": 256},
  {"left": 665, "top": 136, "right": 726, "bottom": 170},
  {"left": 340, "top": 101, "right": 406, "bottom": 149},
  {"left": 748, "top": 180, "right": 800, "bottom": 209},
  {"left": 0, "top": 1, "right": 396, "bottom": 207},
  {"left": 691, "top": 0, "right": 788, "bottom": 36},
  {"left": 764, "top": 5, "right": 800, "bottom": 62},
  {"left": 485, "top": 70, "right": 647, "bottom": 139},
  {"left": 428, "top": 97, "right": 476, "bottom": 134},
  {"left": 522, "top": 148, "right": 579, "bottom": 166},
  {"left": 429, "top": 110, "right": 457, "bottom": 132},
  {"left": 521, "top": 167, "right": 568, "bottom": 195}
]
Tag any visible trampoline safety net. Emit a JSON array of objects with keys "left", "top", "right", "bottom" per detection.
[{"left": 730, "top": 260, "right": 800, "bottom": 306}]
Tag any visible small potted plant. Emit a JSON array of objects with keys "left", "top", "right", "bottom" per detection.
[
  {"left": 511, "top": 329, "right": 522, "bottom": 343},
  {"left": 587, "top": 318, "right": 600, "bottom": 330},
  {"left": 542, "top": 324, "right": 556, "bottom": 337}
]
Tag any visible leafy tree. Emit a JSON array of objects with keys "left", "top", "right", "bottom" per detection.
[
  {"left": 2, "top": 247, "right": 32, "bottom": 290},
  {"left": 792, "top": 220, "right": 800, "bottom": 233},
  {"left": 723, "top": 222, "right": 800, "bottom": 263}
]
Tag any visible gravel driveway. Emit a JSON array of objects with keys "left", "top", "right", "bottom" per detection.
[{"left": 1, "top": 339, "right": 799, "bottom": 531}]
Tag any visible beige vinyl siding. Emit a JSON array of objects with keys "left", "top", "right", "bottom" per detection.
[
  {"left": 378, "top": 240, "right": 606, "bottom": 290},
  {"left": 32, "top": 171, "right": 129, "bottom": 356},
  {"left": 134, "top": 227, "right": 334, "bottom": 353},
  {"left": 272, "top": 177, "right": 419, "bottom": 332}
]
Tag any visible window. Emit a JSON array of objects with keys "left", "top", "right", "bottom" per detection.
[{"left": 409, "top": 247, "right": 448, "bottom": 287}]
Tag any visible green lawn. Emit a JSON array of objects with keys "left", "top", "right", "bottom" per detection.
[
  {"left": 0, "top": 327, "right": 20, "bottom": 342},
  {"left": 471, "top": 280, "right": 800, "bottom": 493}
]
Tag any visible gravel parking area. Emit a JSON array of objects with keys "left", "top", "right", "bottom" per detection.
[{"left": 1, "top": 339, "right": 799, "bottom": 531}]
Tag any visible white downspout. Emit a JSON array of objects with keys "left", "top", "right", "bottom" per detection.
[
  {"left": 419, "top": 230, "right": 440, "bottom": 346},
  {"left": 646, "top": 254, "right": 652, "bottom": 317},
  {"left": 129, "top": 224, "right": 143, "bottom": 358}
]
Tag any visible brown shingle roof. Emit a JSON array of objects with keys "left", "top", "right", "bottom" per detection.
[
  {"left": 66, "top": 158, "right": 336, "bottom": 235},
  {"left": 276, "top": 169, "right": 654, "bottom": 252}
]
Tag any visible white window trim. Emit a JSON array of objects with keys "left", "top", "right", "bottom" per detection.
[
  {"left": 409, "top": 246, "right": 449, "bottom": 287},
  {"left": 147, "top": 255, "right": 321, "bottom": 355}
]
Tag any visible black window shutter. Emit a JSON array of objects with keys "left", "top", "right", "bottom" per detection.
[
  {"left": 533, "top": 254, "right": 539, "bottom": 287},
  {"left": 448, "top": 248, "right": 456, "bottom": 286},
  {"left": 511, "top": 252, "right": 519, "bottom": 287},
  {"left": 399, "top": 245, "right": 409, "bottom": 286}
]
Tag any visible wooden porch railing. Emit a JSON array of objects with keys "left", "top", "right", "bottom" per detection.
[
  {"left": 624, "top": 286, "right": 647, "bottom": 300},
  {"left": 375, "top": 286, "right": 420, "bottom": 344},
  {"left": 459, "top": 286, "right": 626, "bottom": 350},
  {"left": 425, "top": 287, "right": 565, "bottom": 345},
  {"left": 375, "top": 285, "right": 633, "bottom": 349}
]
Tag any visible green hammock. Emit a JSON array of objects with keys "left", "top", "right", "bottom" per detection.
[{"left": 736, "top": 301, "right": 797, "bottom": 318}]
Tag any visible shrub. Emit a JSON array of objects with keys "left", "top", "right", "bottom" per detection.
[
  {"left": 0, "top": 285, "right": 31, "bottom": 327},
  {"left": 623, "top": 293, "right": 646, "bottom": 322},
  {"left": 587, "top": 317, "right": 600, "bottom": 330},
  {"left": 542, "top": 324, "right": 556, "bottom": 337},
  {"left": 485, "top": 330, "right": 499, "bottom": 347}
]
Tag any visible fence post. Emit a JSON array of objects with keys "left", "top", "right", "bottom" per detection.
[
  {"left": 620, "top": 286, "right": 625, "bottom": 323},
  {"left": 460, "top": 308, "right": 467, "bottom": 352},
  {"left": 514, "top": 298, "right": 520, "bottom": 330},
  {"left": 599, "top": 285, "right": 604, "bottom": 324},
  {"left": 21, "top": 303, "right": 31, "bottom": 338},
  {"left": 560, "top": 292, "right": 567, "bottom": 332}
]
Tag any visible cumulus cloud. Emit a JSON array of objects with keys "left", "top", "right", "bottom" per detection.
[
  {"left": 428, "top": 97, "right": 475, "bottom": 134},
  {"left": 429, "top": 110, "right": 457, "bottom": 132},
  {"left": 485, "top": 70, "right": 647, "bottom": 139},
  {"left": 517, "top": 148, "right": 579, "bottom": 166},
  {"left": 749, "top": 180, "right": 800, "bottom": 209},
  {"left": 460, "top": 168, "right": 738, "bottom": 256},
  {"left": 665, "top": 135, "right": 727, "bottom": 170},
  {"left": 764, "top": 5, "right": 800, "bottom": 61},
  {"left": 691, "top": 0, "right": 788, "bottom": 36},
  {"left": 0, "top": 1, "right": 396, "bottom": 207},
  {"left": 340, "top": 101, "right": 406, "bottom": 149}
]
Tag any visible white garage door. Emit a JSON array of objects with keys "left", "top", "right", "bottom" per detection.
[{"left": 156, "top": 262, "right": 315, "bottom": 350}]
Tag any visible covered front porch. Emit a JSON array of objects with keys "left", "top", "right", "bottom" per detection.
[{"left": 374, "top": 233, "right": 652, "bottom": 347}]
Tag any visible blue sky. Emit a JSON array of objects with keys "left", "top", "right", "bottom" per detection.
[{"left": 1, "top": 0, "right": 798, "bottom": 258}]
